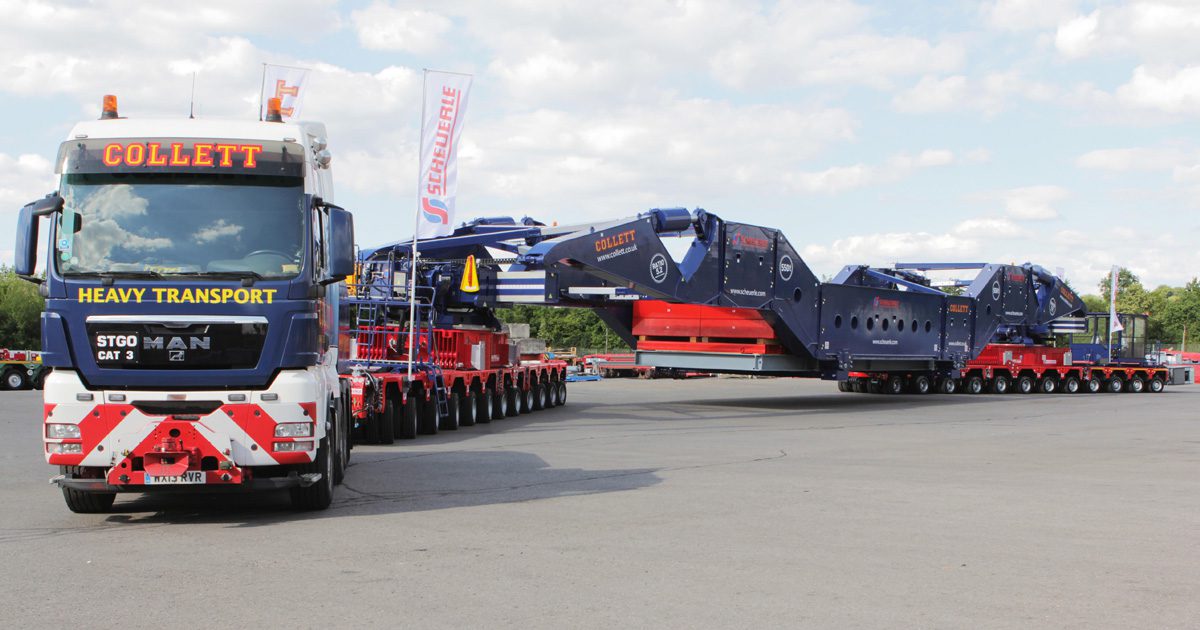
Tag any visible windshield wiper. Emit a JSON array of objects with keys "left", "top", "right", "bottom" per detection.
[
  {"left": 67, "top": 270, "right": 164, "bottom": 285},
  {"left": 164, "top": 270, "right": 266, "bottom": 286}
]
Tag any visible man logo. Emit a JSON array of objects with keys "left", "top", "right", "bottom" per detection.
[
  {"left": 650, "top": 253, "right": 668, "bottom": 284},
  {"left": 779, "top": 255, "right": 794, "bottom": 281},
  {"left": 169, "top": 350, "right": 185, "bottom": 362}
]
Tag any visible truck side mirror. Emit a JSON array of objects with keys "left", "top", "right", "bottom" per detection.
[
  {"left": 323, "top": 204, "right": 355, "bottom": 285},
  {"left": 14, "top": 193, "right": 62, "bottom": 282}
]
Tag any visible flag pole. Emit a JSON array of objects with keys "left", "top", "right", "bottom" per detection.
[
  {"left": 407, "top": 69, "right": 429, "bottom": 381},
  {"left": 258, "top": 63, "right": 267, "bottom": 121}
]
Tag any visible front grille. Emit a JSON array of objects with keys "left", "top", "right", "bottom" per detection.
[{"left": 86, "top": 321, "right": 266, "bottom": 369}]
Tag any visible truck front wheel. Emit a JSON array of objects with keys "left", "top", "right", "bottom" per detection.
[
  {"left": 290, "top": 437, "right": 334, "bottom": 510},
  {"left": 61, "top": 467, "right": 115, "bottom": 513}
]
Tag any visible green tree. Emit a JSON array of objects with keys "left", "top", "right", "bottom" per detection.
[
  {"left": 0, "top": 266, "right": 44, "bottom": 349},
  {"left": 497, "top": 305, "right": 629, "bottom": 352}
]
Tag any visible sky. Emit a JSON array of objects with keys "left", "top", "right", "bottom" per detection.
[{"left": 2, "top": 0, "right": 1199, "bottom": 292}]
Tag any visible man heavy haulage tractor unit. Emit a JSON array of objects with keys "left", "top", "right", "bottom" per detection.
[{"left": 15, "top": 96, "right": 1167, "bottom": 512}]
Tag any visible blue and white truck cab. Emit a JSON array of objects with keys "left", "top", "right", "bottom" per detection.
[{"left": 15, "top": 96, "right": 354, "bottom": 511}]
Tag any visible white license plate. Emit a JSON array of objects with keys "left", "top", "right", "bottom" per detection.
[{"left": 144, "top": 471, "right": 205, "bottom": 485}]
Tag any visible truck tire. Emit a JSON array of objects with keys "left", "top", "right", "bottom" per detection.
[
  {"left": 1016, "top": 375, "right": 1035, "bottom": 394},
  {"left": 418, "top": 394, "right": 439, "bottom": 435},
  {"left": 911, "top": 375, "right": 932, "bottom": 395},
  {"left": 398, "top": 396, "right": 419, "bottom": 439},
  {"left": 331, "top": 398, "right": 347, "bottom": 485},
  {"left": 505, "top": 387, "right": 521, "bottom": 417},
  {"left": 545, "top": 381, "right": 559, "bottom": 407},
  {"left": 1038, "top": 377, "right": 1058, "bottom": 394},
  {"left": 491, "top": 388, "right": 508, "bottom": 419},
  {"left": 556, "top": 381, "right": 567, "bottom": 406},
  {"left": 532, "top": 381, "right": 546, "bottom": 410},
  {"left": 1149, "top": 377, "right": 1165, "bottom": 393},
  {"left": 837, "top": 381, "right": 851, "bottom": 392},
  {"left": 31, "top": 367, "right": 47, "bottom": 390},
  {"left": 521, "top": 386, "right": 534, "bottom": 413},
  {"left": 965, "top": 375, "right": 984, "bottom": 394},
  {"left": 290, "top": 436, "right": 334, "bottom": 511},
  {"left": 1086, "top": 377, "right": 1102, "bottom": 393},
  {"left": 886, "top": 376, "right": 904, "bottom": 395},
  {"left": 1106, "top": 376, "right": 1125, "bottom": 393},
  {"left": 991, "top": 374, "right": 1009, "bottom": 394},
  {"left": 459, "top": 389, "right": 477, "bottom": 427},
  {"left": 939, "top": 378, "right": 957, "bottom": 394},
  {"left": 474, "top": 389, "right": 492, "bottom": 424},
  {"left": 852, "top": 381, "right": 867, "bottom": 393},
  {"left": 1061, "top": 376, "right": 1081, "bottom": 394},
  {"left": 3, "top": 368, "right": 27, "bottom": 391},
  {"left": 379, "top": 398, "right": 396, "bottom": 444},
  {"left": 441, "top": 392, "right": 462, "bottom": 430},
  {"left": 61, "top": 467, "right": 115, "bottom": 514},
  {"left": 1128, "top": 376, "right": 1145, "bottom": 393}
]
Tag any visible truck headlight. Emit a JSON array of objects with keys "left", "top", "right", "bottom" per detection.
[
  {"left": 273, "top": 440, "right": 314, "bottom": 452},
  {"left": 274, "top": 422, "right": 314, "bottom": 438},
  {"left": 47, "top": 443, "right": 83, "bottom": 454},
  {"left": 46, "top": 424, "right": 81, "bottom": 439}
]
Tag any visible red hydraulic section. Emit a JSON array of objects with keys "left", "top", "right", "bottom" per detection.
[{"left": 632, "top": 301, "right": 783, "bottom": 355}]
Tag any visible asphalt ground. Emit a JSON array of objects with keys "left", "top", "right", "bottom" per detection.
[{"left": 0, "top": 377, "right": 1196, "bottom": 629}]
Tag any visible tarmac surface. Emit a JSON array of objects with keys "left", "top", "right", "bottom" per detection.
[{"left": 0, "top": 377, "right": 1196, "bottom": 629}]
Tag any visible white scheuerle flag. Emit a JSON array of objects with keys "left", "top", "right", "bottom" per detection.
[
  {"left": 1109, "top": 265, "right": 1124, "bottom": 334},
  {"left": 416, "top": 70, "right": 473, "bottom": 239},
  {"left": 260, "top": 64, "right": 310, "bottom": 121}
]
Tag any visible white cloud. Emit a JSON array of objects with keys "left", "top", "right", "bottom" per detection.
[
  {"left": 892, "top": 72, "right": 1056, "bottom": 115},
  {"left": 351, "top": 3, "right": 452, "bottom": 53},
  {"left": 1076, "top": 146, "right": 1189, "bottom": 171},
  {"left": 954, "top": 217, "right": 1022, "bottom": 238},
  {"left": 1000, "top": 185, "right": 1068, "bottom": 220},
  {"left": 1115, "top": 65, "right": 1200, "bottom": 114},
  {"left": 1054, "top": 2, "right": 1200, "bottom": 62},
  {"left": 985, "top": 0, "right": 1079, "bottom": 31},
  {"left": 0, "top": 153, "right": 55, "bottom": 214}
]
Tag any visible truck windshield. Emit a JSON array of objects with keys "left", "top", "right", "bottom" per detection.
[{"left": 57, "top": 173, "right": 305, "bottom": 279}]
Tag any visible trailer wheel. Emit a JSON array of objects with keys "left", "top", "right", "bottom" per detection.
[
  {"left": 397, "top": 397, "right": 418, "bottom": 440},
  {"left": 1149, "top": 377, "right": 1165, "bottom": 393},
  {"left": 473, "top": 389, "right": 491, "bottom": 423},
  {"left": 289, "top": 436, "right": 334, "bottom": 511},
  {"left": 441, "top": 392, "right": 462, "bottom": 431},
  {"left": 1061, "top": 376, "right": 1081, "bottom": 394},
  {"left": 491, "top": 388, "right": 508, "bottom": 419},
  {"left": 506, "top": 387, "right": 521, "bottom": 417},
  {"left": 418, "top": 394, "right": 439, "bottom": 435},
  {"left": 939, "top": 378, "right": 957, "bottom": 394},
  {"left": 1128, "top": 376, "right": 1145, "bottom": 393},
  {"left": 837, "top": 381, "right": 851, "bottom": 393},
  {"left": 1105, "top": 376, "right": 1125, "bottom": 393},
  {"left": 521, "top": 386, "right": 535, "bottom": 412},
  {"left": 965, "top": 375, "right": 984, "bottom": 394},
  {"left": 852, "top": 381, "right": 867, "bottom": 393},
  {"left": 531, "top": 381, "right": 545, "bottom": 410},
  {"left": 556, "top": 381, "right": 567, "bottom": 406},
  {"left": 31, "top": 368, "right": 47, "bottom": 390},
  {"left": 866, "top": 381, "right": 882, "bottom": 394},
  {"left": 459, "top": 390, "right": 477, "bottom": 427},
  {"left": 1016, "top": 375, "right": 1035, "bottom": 394},
  {"left": 1086, "top": 377, "right": 1102, "bottom": 393},
  {"left": 3, "top": 368, "right": 27, "bottom": 391},
  {"left": 547, "top": 381, "right": 561, "bottom": 407},
  {"left": 991, "top": 374, "right": 1010, "bottom": 394},
  {"left": 886, "top": 376, "right": 904, "bottom": 395},
  {"left": 378, "top": 398, "right": 396, "bottom": 444},
  {"left": 61, "top": 467, "right": 115, "bottom": 514},
  {"left": 1038, "top": 377, "right": 1058, "bottom": 394},
  {"left": 911, "top": 375, "right": 932, "bottom": 395}
]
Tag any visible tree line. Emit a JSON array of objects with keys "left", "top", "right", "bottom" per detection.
[{"left": 0, "top": 266, "right": 44, "bottom": 350}]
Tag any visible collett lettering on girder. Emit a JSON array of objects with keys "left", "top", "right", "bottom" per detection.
[
  {"left": 78, "top": 287, "right": 278, "bottom": 304},
  {"left": 101, "top": 143, "right": 263, "bottom": 168},
  {"left": 595, "top": 230, "right": 637, "bottom": 252}
]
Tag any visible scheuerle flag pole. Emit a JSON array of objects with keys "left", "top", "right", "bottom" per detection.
[{"left": 408, "top": 69, "right": 473, "bottom": 378}]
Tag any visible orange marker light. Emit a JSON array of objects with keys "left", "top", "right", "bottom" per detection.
[
  {"left": 265, "top": 97, "right": 283, "bottom": 122},
  {"left": 101, "top": 94, "right": 119, "bottom": 120}
]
